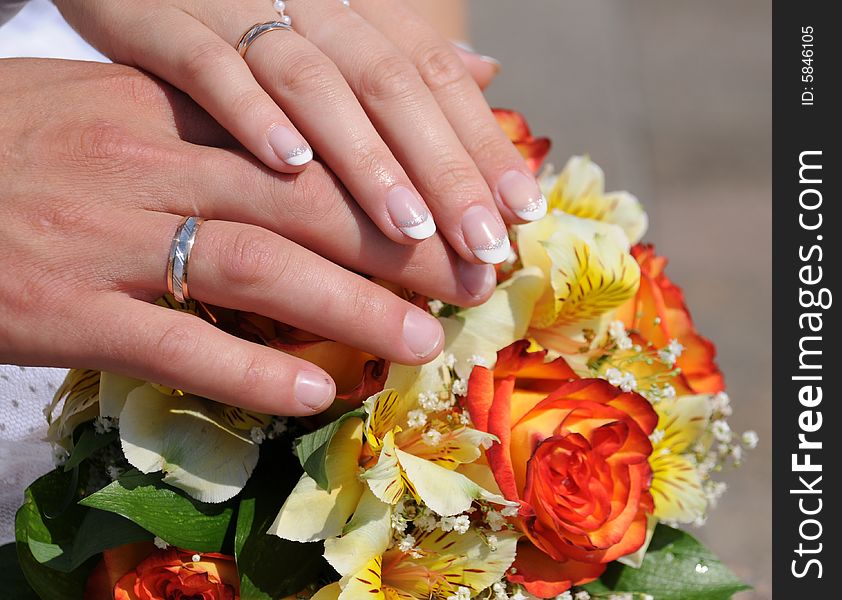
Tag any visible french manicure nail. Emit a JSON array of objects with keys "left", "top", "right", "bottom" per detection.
[
  {"left": 458, "top": 260, "right": 496, "bottom": 298},
  {"left": 498, "top": 170, "right": 547, "bottom": 221},
  {"left": 267, "top": 125, "right": 313, "bottom": 166},
  {"left": 294, "top": 370, "right": 335, "bottom": 411},
  {"left": 386, "top": 186, "right": 436, "bottom": 240},
  {"left": 402, "top": 310, "right": 444, "bottom": 358},
  {"left": 461, "top": 205, "right": 511, "bottom": 264},
  {"left": 451, "top": 40, "right": 501, "bottom": 71}
]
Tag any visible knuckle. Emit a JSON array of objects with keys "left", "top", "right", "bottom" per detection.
[
  {"left": 425, "top": 159, "right": 485, "bottom": 201},
  {"left": 276, "top": 52, "right": 338, "bottom": 96},
  {"left": 228, "top": 88, "right": 269, "bottom": 121},
  {"left": 96, "top": 67, "right": 171, "bottom": 111},
  {"left": 179, "top": 40, "right": 231, "bottom": 84},
  {"left": 414, "top": 42, "right": 469, "bottom": 92},
  {"left": 284, "top": 165, "right": 347, "bottom": 225},
  {"left": 219, "top": 228, "right": 290, "bottom": 290},
  {"left": 151, "top": 320, "right": 202, "bottom": 367},
  {"left": 358, "top": 53, "right": 421, "bottom": 102},
  {"left": 57, "top": 120, "right": 166, "bottom": 169}
]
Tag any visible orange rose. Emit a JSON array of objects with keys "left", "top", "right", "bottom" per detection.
[
  {"left": 615, "top": 244, "right": 725, "bottom": 394},
  {"left": 86, "top": 543, "right": 239, "bottom": 600},
  {"left": 466, "top": 341, "right": 657, "bottom": 597},
  {"left": 493, "top": 109, "right": 551, "bottom": 174}
]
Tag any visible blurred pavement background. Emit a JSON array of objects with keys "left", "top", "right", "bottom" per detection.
[{"left": 469, "top": 1, "right": 772, "bottom": 597}]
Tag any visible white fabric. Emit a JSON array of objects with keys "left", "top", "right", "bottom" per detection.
[
  {"left": 0, "top": 0, "right": 106, "bottom": 544},
  {"left": 0, "top": 0, "right": 106, "bottom": 61}
]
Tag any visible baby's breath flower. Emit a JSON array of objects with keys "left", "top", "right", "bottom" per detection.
[
  {"left": 556, "top": 592, "right": 573, "bottom": 600},
  {"left": 492, "top": 581, "right": 509, "bottom": 600},
  {"left": 469, "top": 354, "right": 489, "bottom": 368},
  {"left": 427, "top": 299, "right": 445, "bottom": 315},
  {"left": 501, "top": 505, "right": 520, "bottom": 518},
  {"left": 153, "top": 536, "right": 169, "bottom": 549},
  {"left": 452, "top": 378, "right": 468, "bottom": 397},
  {"left": 93, "top": 416, "right": 118, "bottom": 435},
  {"left": 407, "top": 409, "right": 428, "bottom": 428},
  {"left": 485, "top": 509, "right": 506, "bottom": 531},
  {"left": 447, "top": 587, "right": 472, "bottom": 600},
  {"left": 398, "top": 534, "right": 416, "bottom": 553},
  {"left": 649, "top": 429, "right": 665, "bottom": 444},
  {"left": 574, "top": 592, "right": 591, "bottom": 600},
  {"left": 712, "top": 420, "right": 732, "bottom": 443},
  {"left": 741, "top": 430, "right": 759, "bottom": 449},
  {"left": 422, "top": 429, "right": 443, "bottom": 447},
  {"left": 605, "top": 367, "right": 623, "bottom": 386},
  {"left": 250, "top": 427, "right": 266, "bottom": 445}
]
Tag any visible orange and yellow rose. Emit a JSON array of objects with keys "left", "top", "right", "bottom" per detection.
[
  {"left": 615, "top": 244, "right": 724, "bottom": 394},
  {"left": 86, "top": 543, "right": 239, "bottom": 600},
  {"left": 467, "top": 341, "right": 657, "bottom": 597}
]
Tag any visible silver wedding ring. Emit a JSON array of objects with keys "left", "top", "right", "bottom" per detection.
[
  {"left": 167, "top": 216, "right": 204, "bottom": 304},
  {"left": 237, "top": 21, "right": 293, "bottom": 58}
]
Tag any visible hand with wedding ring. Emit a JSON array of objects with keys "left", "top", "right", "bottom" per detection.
[
  {"left": 54, "top": 0, "right": 547, "bottom": 265},
  {"left": 0, "top": 59, "right": 497, "bottom": 416}
]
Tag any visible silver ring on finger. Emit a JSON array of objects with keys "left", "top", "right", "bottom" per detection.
[{"left": 167, "top": 216, "right": 204, "bottom": 304}]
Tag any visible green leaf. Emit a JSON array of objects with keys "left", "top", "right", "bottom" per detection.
[
  {"left": 80, "top": 470, "right": 234, "bottom": 552},
  {"left": 14, "top": 474, "right": 98, "bottom": 599},
  {"left": 16, "top": 469, "right": 152, "bottom": 573},
  {"left": 295, "top": 408, "right": 366, "bottom": 490},
  {"left": 583, "top": 525, "right": 750, "bottom": 600},
  {"left": 236, "top": 441, "right": 325, "bottom": 600},
  {"left": 64, "top": 427, "right": 118, "bottom": 472},
  {"left": 0, "top": 543, "right": 39, "bottom": 599}
]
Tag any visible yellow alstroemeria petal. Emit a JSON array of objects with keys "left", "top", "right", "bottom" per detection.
[
  {"left": 650, "top": 452, "right": 707, "bottom": 523},
  {"left": 362, "top": 430, "right": 405, "bottom": 505},
  {"left": 540, "top": 219, "right": 640, "bottom": 329},
  {"left": 119, "top": 384, "right": 259, "bottom": 503},
  {"left": 364, "top": 390, "right": 414, "bottom": 450},
  {"left": 383, "top": 354, "right": 450, "bottom": 415},
  {"left": 656, "top": 394, "right": 712, "bottom": 454},
  {"left": 311, "top": 582, "right": 342, "bottom": 600},
  {"left": 338, "top": 557, "right": 386, "bottom": 600},
  {"left": 324, "top": 488, "right": 392, "bottom": 577},
  {"left": 270, "top": 419, "right": 365, "bottom": 542},
  {"left": 46, "top": 369, "right": 101, "bottom": 448},
  {"left": 544, "top": 155, "right": 648, "bottom": 244},
  {"left": 441, "top": 267, "right": 546, "bottom": 379},
  {"left": 394, "top": 448, "right": 512, "bottom": 517},
  {"left": 98, "top": 372, "right": 144, "bottom": 419},
  {"left": 402, "top": 427, "right": 496, "bottom": 470},
  {"left": 386, "top": 528, "right": 519, "bottom": 598},
  {"left": 215, "top": 405, "right": 272, "bottom": 431}
]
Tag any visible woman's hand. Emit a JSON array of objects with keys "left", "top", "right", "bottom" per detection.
[
  {"left": 55, "top": 0, "right": 546, "bottom": 264},
  {"left": 0, "top": 59, "right": 496, "bottom": 415}
]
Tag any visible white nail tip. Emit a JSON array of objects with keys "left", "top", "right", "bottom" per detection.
[
  {"left": 514, "top": 196, "right": 548, "bottom": 221},
  {"left": 284, "top": 146, "right": 313, "bottom": 166},
  {"left": 472, "top": 235, "right": 511, "bottom": 265},
  {"left": 400, "top": 215, "right": 437, "bottom": 240}
]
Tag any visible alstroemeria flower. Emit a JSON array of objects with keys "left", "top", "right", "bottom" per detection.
[
  {"left": 99, "top": 373, "right": 267, "bottom": 503},
  {"left": 313, "top": 527, "right": 519, "bottom": 600},
  {"left": 615, "top": 244, "right": 725, "bottom": 394},
  {"left": 272, "top": 389, "right": 510, "bottom": 547},
  {"left": 46, "top": 369, "right": 101, "bottom": 449},
  {"left": 493, "top": 108, "right": 551, "bottom": 174},
  {"left": 517, "top": 212, "right": 641, "bottom": 355},
  {"left": 648, "top": 394, "right": 711, "bottom": 523},
  {"left": 541, "top": 155, "right": 648, "bottom": 245}
]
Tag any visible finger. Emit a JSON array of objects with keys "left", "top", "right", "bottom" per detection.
[
  {"left": 137, "top": 213, "right": 445, "bottom": 365},
  {"left": 286, "top": 0, "right": 512, "bottom": 264},
  {"left": 117, "top": 7, "right": 314, "bottom": 172},
  {"left": 86, "top": 293, "right": 337, "bottom": 415},
  {"left": 198, "top": 4, "right": 436, "bottom": 245},
  {"left": 356, "top": 0, "right": 548, "bottom": 225},
  {"left": 148, "top": 143, "right": 497, "bottom": 305},
  {"left": 451, "top": 41, "right": 500, "bottom": 90}
]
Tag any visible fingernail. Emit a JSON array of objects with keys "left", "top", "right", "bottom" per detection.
[
  {"left": 451, "top": 40, "right": 501, "bottom": 71},
  {"left": 386, "top": 186, "right": 436, "bottom": 240},
  {"left": 458, "top": 260, "right": 496, "bottom": 298},
  {"left": 498, "top": 170, "right": 547, "bottom": 221},
  {"left": 402, "top": 310, "right": 444, "bottom": 359},
  {"left": 461, "top": 205, "right": 511, "bottom": 264},
  {"left": 267, "top": 125, "right": 313, "bottom": 166},
  {"left": 294, "top": 370, "right": 335, "bottom": 411}
]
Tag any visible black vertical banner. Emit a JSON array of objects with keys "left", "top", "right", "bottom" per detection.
[{"left": 773, "top": 2, "right": 840, "bottom": 597}]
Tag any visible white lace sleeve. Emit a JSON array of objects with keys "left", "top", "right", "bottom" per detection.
[{"left": 0, "top": 365, "right": 69, "bottom": 544}]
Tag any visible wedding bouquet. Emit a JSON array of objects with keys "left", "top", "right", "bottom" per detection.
[{"left": 9, "top": 110, "right": 756, "bottom": 600}]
